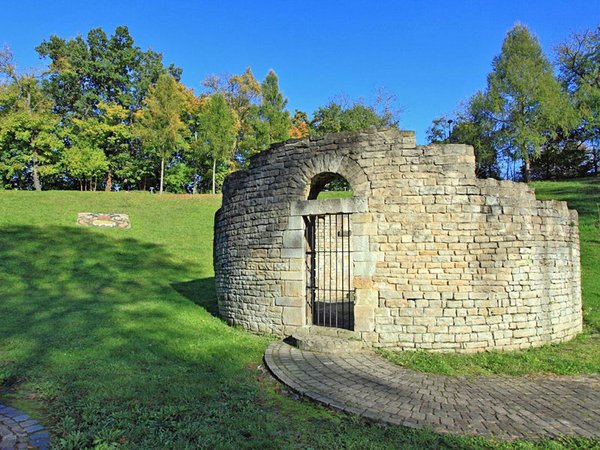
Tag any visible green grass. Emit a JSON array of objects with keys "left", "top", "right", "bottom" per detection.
[
  {"left": 0, "top": 188, "right": 597, "bottom": 449},
  {"left": 381, "top": 178, "right": 600, "bottom": 377}
]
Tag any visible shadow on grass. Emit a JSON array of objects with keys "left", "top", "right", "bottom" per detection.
[
  {"left": 0, "top": 225, "right": 571, "bottom": 448},
  {"left": 532, "top": 178, "right": 600, "bottom": 217},
  {"left": 0, "top": 225, "right": 280, "bottom": 447},
  {"left": 172, "top": 278, "right": 219, "bottom": 316}
]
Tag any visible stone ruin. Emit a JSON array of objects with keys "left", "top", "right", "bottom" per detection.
[{"left": 214, "top": 129, "right": 582, "bottom": 352}]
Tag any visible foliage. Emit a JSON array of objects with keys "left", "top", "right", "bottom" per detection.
[
  {"left": 429, "top": 24, "right": 595, "bottom": 182},
  {"left": 258, "top": 69, "right": 291, "bottom": 145},
  {"left": 61, "top": 145, "right": 108, "bottom": 191},
  {"left": 35, "top": 26, "right": 180, "bottom": 119},
  {"left": 2, "top": 26, "right": 395, "bottom": 192},
  {"left": 428, "top": 95, "right": 500, "bottom": 179},
  {"left": 485, "top": 24, "right": 576, "bottom": 181},
  {"left": 530, "top": 131, "right": 592, "bottom": 180},
  {"left": 310, "top": 96, "right": 398, "bottom": 136},
  {"left": 290, "top": 109, "right": 310, "bottom": 138},
  {"left": 425, "top": 115, "right": 453, "bottom": 144},
  {"left": 556, "top": 26, "right": 600, "bottom": 175},
  {"left": 0, "top": 46, "right": 62, "bottom": 190},
  {"left": 0, "top": 111, "right": 63, "bottom": 189},
  {"left": 64, "top": 102, "right": 132, "bottom": 190},
  {"left": 195, "top": 93, "right": 237, "bottom": 194},
  {"left": 164, "top": 161, "right": 193, "bottom": 193},
  {"left": 134, "top": 73, "right": 189, "bottom": 194},
  {"left": 203, "top": 68, "right": 264, "bottom": 166}
]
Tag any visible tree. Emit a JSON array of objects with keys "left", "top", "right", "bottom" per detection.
[
  {"left": 61, "top": 145, "right": 108, "bottom": 191},
  {"left": 556, "top": 27, "right": 600, "bottom": 175},
  {"left": 0, "top": 111, "right": 63, "bottom": 190},
  {"left": 36, "top": 26, "right": 181, "bottom": 120},
  {"left": 530, "top": 132, "right": 591, "bottom": 179},
  {"left": 427, "top": 96, "right": 500, "bottom": 179},
  {"left": 134, "top": 73, "right": 188, "bottom": 194},
  {"left": 259, "top": 70, "right": 291, "bottom": 145},
  {"left": 290, "top": 110, "right": 310, "bottom": 139},
  {"left": 36, "top": 26, "right": 182, "bottom": 190},
  {"left": 477, "top": 24, "right": 575, "bottom": 181},
  {"left": 310, "top": 97, "right": 398, "bottom": 136},
  {"left": 203, "top": 68, "right": 264, "bottom": 166},
  {"left": 196, "top": 93, "right": 237, "bottom": 194},
  {"left": 0, "top": 46, "right": 62, "bottom": 190},
  {"left": 426, "top": 115, "right": 454, "bottom": 143},
  {"left": 64, "top": 102, "right": 131, "bottom": 190}
]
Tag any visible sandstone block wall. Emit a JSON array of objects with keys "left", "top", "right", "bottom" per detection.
[{"left": 214, "top": 128, "right": 582, "bottom": 352}]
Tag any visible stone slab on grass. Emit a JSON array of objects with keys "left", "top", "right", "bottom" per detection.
[{"left": 77, "top": 212, "right": 131, "bottom": 229}]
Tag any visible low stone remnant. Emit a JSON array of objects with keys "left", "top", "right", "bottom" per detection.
[
  {"left": 77, "top": 213, "right": 131, "bottom": 229},
  {"left": 214, "top": 128, "right": 582, "bottom": 352}
]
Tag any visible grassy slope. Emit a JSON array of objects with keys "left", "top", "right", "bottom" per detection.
[
  {"left": 381, "top": 178, "right": 600, "bottom": 376},
  {"left": 0, "top": 191, "right": 491, "bottom": 449},
  {"left": 0, "top": 187, "right": 596, "bottom": 449}
]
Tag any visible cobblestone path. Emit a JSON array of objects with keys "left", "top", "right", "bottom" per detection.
[
  {"left": 0, "top": 404, "right": 50, "bottom": 449},
  {"left": 265, "top": 341, "right": 600, "bottom": 441}
]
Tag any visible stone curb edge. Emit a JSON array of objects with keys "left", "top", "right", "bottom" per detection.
[{"left": 0, "top": 404, "right": 50, "bottom": 449}]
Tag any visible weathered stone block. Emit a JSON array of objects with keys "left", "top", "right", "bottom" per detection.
[{"left": 282, "top": 307, "right": 304, "bottom": 326}]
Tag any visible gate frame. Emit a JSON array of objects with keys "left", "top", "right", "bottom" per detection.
[
  {"left": 305, "top": 212, "right": 354, "bottom": 330},
  {"left": 281, "top": 197, "right": 380, "bottom": 333}
]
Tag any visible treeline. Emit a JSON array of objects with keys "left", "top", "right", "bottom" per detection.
[
  {"left": 427, "top": 24, "right": 599, "bottom": 182},
  {"left": 0, "top": 26, "right": 397, "bottom": 193}
]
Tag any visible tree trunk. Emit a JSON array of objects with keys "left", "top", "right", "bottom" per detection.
[
  {"left": 159, "top": 154, "right": 165, "bottom": 194},
  {"left": 523, "top": 154, "right": 531, "bottom": 183},
  {"left": 212, "top": 157, "right": 216, "bottom": 195},
  {"left": 80, "top": 180, "right": 83, "bottom": 191},
  {"left": 105, "top": 171, "right": 112, "bottom": 192},
  {"left": 32, "top": 157, "right": 42, "bottom": 191}
]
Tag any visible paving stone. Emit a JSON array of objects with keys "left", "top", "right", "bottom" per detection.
[
  {"left": 0, "top": 404, "right": 50, "bottom": 449},
  {"left": 264, "top": 340, "right": 600, "bottom": 441}
]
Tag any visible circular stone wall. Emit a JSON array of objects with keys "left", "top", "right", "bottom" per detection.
[{"left": 214, "top": 129, "right": 582, "bottom": 352}]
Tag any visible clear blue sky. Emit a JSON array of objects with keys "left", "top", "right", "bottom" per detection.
[{"left": 2, "top": 0, "right": 598, "bottom": 143}]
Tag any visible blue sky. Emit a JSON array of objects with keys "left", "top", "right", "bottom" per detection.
[{"left": 2, "top": 0, "right": 598, "bottom": 143}]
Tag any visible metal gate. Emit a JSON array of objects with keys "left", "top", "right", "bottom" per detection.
[{"left": 305, "top": 213, "right": 354, "bottom": 330}]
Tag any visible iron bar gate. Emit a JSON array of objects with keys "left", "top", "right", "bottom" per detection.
[{"left": 305, "top": 213, "right": 354, "bottom": 330}]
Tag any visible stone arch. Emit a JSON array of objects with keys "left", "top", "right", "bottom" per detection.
[{"left": 296, "top": 154, "right": 370, "bottom": 200}]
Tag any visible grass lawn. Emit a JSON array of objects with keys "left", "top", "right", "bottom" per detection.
[
  {"left": 0, "top": 185, "right": 597, "bottom": 449},
  {"left": 381, "top": 178, "right": 600, "bottom": 376}
]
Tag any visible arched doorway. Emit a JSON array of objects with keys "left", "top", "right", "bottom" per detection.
[{"left": 305, "top": 173, "right": 354, "bottom": 330}]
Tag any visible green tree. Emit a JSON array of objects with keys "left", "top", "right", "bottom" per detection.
[
  {"left": 426, "top": 115, "right": 454, "bottom": 144},
  {"left": 556, "top": 27, "right": 600, "bottom": 175},
  {"left": 203, "top": 68, "right": 263, "bottom": 166},
  {"left": 196, "top": 93, "right": 237, "bottom": 194},
  {"left": 65, "top": 102, "right": 132, "bottom": 190},
  {"left": 310, "top": 98, "right": 398, "bottom": 136},
  {"left": 530, "top": 132, "right": 591, "bottom": 179},
  {"left": 259, "top": 70, "right": 291, "bottom": 145},
  {"left": 36, "top": 26, "right": 181, "bottom": 119},
  {"left": 134, "top": 73, "right": 188, "bottom": 194},
  {"left": 428, "top": 96, "right": 500, "bottom": 179},
  {"left": 61, "top": 145, "right": 108, "bottom": 191},
  {"left": 0, "top": 46, "right": 62, "bottom": 190},
  {"left": 477, "top": 24, "right": 575, "bottom": 181}
]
